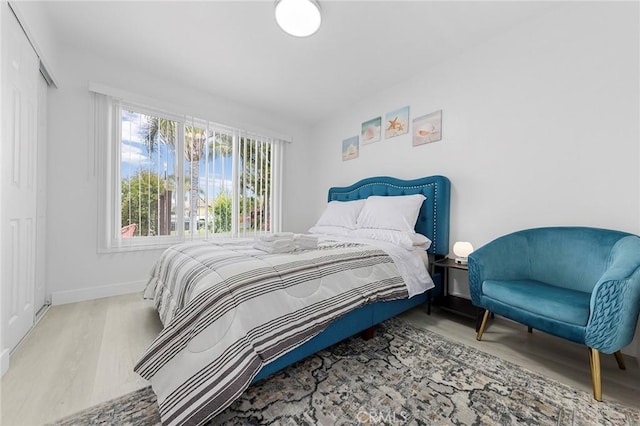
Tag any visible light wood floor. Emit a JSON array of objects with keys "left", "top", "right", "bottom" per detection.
[
  {"left": 1, "top": 293, "right": 639, "bottom": 425},
  {"left": 1, "top": 294, "right": 163, "bottom": 426}
]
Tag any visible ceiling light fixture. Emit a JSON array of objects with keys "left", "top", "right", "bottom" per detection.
[{"left": 275, "top": 0, "right": 322, "bottom": 37}]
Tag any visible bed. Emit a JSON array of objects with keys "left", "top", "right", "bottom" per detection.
[{"left": 135, "top": 175, "right": 450, "bottom": 426}]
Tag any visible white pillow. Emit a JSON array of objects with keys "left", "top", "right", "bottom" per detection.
[
  {"left": 350, "top": 228, "right": 432, "bottom": 250},
  {"left": 308, "top": 225, "right": 352, "bottom": 236},
  {"left": 356, "top": 194, "right": 426, "bottom": 233},
  {"left": 314, "top": 199, "right": 366, "bottom": 230}
]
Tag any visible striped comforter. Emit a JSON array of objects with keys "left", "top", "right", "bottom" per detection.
[{"left": 135, "top": 238, "right": 431, "bottom": 425}]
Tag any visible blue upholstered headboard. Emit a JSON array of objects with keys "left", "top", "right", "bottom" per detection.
[{"left": 327, "top": 175, "right": 451, "bottom": 256}]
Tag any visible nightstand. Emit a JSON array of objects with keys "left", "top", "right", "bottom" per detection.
[{"left": 431, "top": 257, "right": 486, "bottom": 331}]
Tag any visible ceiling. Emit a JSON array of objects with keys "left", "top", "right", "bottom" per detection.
[{"left": 40, "top": 1, "right": 560, "bottom": 125}]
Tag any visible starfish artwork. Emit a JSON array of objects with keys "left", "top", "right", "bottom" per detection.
[{"left": 384, "top": 106, "right": 410, "bottom": 139}]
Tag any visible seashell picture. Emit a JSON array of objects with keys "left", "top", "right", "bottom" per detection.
[
  {"left": 360, "top": 116, "right": 381, "bottom": 144},
  {"left": 413, "top": 110, "right": 442, "bottom": 146},
  {"left": 341, "top": 136, "right": 359, "bottom": 161}
]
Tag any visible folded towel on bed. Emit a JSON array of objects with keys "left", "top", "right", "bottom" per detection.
[
  {"left": 294, "top": 234, "right": 318, "bottom": 250},
  {"left": 260, "top": 232, "right": 295, "bottom": 242},
  {"left": 253, "top": 234, "right": 318, "bottom": 253},
  {"left": 253, "top": 239, "right": 296, "bottom": 254}
]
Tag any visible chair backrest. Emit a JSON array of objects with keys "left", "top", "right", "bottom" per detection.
[{"left": 519, "top": 227, "right": 633, "bottom": 293}]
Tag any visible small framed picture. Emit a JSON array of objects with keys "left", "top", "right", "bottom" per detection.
[
  {"left": 384, "top": 106, "right": 409, "bottom": 139},
  {"left": 341, "top": 136, "right": 359, "bottom": 161},
  {"left": 413, "top": 110, "right": 442, "bottom": 146},
  {"left": 361, "top": 117, "right": 381, "bottom": 144}
]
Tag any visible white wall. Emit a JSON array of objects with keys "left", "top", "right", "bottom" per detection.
[
  {"left": 306, "top": 3, "right": 640, "bottom": 356},
  {"left": 306, "top": 3, "right": 639, "bottom": 241},
  {"left": 306, "top": 2, "right": 640, "bottom": 241},
  {"left": 44, "top": 45, "right": 310, "bottom": 303}
]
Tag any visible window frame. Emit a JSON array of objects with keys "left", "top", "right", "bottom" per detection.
[{"left": 94, "top": 91, "right": 284, "bottom": 253}]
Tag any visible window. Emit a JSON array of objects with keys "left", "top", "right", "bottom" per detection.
[
  {"left": 93, "top": 90, "right": 284, "bottom": 251},
  {"left": 120, "top": 108, "right": 178, "bottom": 240}
]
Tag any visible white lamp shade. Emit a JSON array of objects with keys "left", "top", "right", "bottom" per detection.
[
  {"left": 275, "top": 0, "right": 322, "bottom": 37},
  {"left": 453, "top": 241, "right": 474, "bottom": 258}
]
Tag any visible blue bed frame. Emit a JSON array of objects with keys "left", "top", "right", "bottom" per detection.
[{"left": 253, "top": 175, "right": 451, "bottom": 382}]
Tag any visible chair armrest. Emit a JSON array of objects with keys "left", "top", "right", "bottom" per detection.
[
  {"left": 585, "top": 236, "right": 640, "bottom": 353},
  {"left": 468, "top": 233, "right": 530, "bottom": 306}
]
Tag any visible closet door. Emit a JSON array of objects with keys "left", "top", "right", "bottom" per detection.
[
  {"left": 2, "top": 6, "right": 39, "bottom": 353},
  {"left": 34, "top": 73, "right": 47, "bottom": 314}
]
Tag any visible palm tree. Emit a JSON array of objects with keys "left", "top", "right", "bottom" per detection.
[
  {"left": 185, "top": 128, "right": 207, "bottom": 232},
  {"left": 142, "top": 117, "right": 206, "bottom": 234},
  {"left": 208, "top": 132, "right": 233, "bottom": 194}
]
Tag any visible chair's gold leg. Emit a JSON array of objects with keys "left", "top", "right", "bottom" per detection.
[
  {"left": 476, "top": 310, "right": 490, "bottom": 341},
  {"left": 588, "top": 347, "right": 602, "bottom": 401},
  {"left": 614, "top": 351, "right": 626, "bottom": 370}
]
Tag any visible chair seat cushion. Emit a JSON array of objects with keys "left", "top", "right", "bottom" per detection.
[{"left": 482, "top": 279, "right": 591, "bottom": 326}]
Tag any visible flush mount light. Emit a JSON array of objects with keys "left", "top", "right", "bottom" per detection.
[{"left": 275, "top": 0, "right": 322, "bottom": 37}]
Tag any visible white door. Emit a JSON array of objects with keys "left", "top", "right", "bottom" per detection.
[{"left": 2, "top": 7, "right": 39, "bottom": 353}]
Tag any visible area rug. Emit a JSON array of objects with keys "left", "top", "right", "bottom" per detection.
[{"left": 50, "top": 318, "right": 640, "bottom": 425}]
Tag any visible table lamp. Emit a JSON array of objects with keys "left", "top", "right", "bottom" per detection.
[{"left": 453, "top": 241, "right": 474, "bottom": 264}]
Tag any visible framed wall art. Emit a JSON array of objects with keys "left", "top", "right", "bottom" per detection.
[
  {"left": 361, "top": 117, "right": 381, "bottom": 144},
  {"left": 384, "top": 106, "right": 409, "bottom": 139},
  {"left": 412, "top": 110, "right": 442, "bottom": 146},
  {"left": 341, "top": 136, "right": 359, "bottom": 161}
]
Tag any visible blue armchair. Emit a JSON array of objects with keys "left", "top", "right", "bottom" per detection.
[{"left": 468, "top": 227, "right": 640, "bottom": 401}]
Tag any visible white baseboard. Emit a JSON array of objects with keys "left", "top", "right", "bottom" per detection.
[
  {"left": 1, "top": 348, "right": 9, "bottom": 377},
  {"left": 51, "top": 280, "right": 147, "bottom": 306}
]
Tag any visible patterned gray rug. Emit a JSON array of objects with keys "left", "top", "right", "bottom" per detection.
[{"left": 50, "top": 318, "right": 640, "bottom": 425}]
